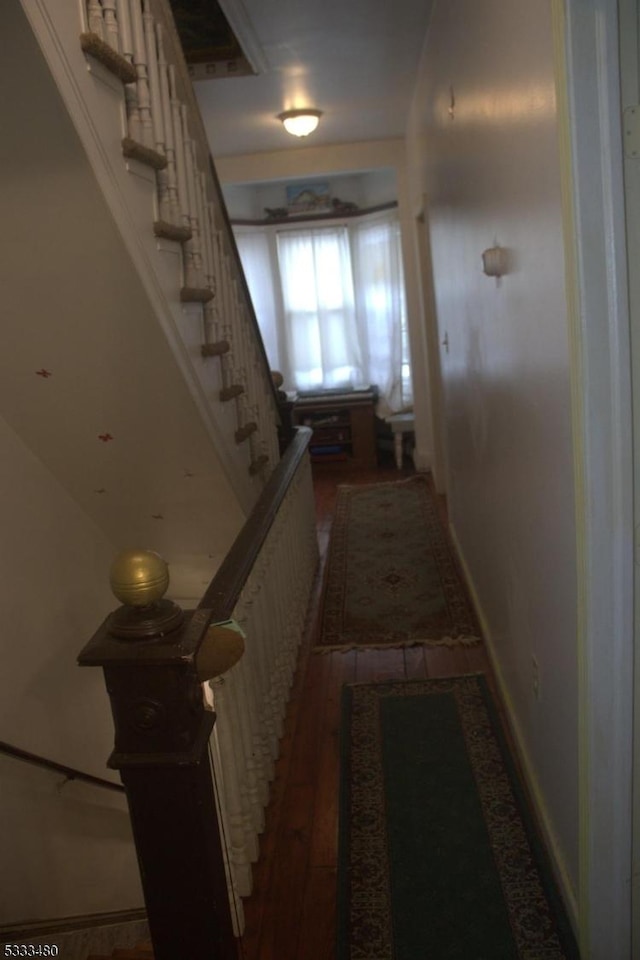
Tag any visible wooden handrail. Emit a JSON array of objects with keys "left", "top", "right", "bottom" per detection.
[
  {"left": 0, "top": 739, "right": 125, "bottom": 793},
  {"left": 198, "top": 426, "right": 312, "bottom": 619}
]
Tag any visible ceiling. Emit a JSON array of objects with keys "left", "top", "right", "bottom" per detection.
[{"left": 184, "top": 0, "right": 435, "bottom": 159}]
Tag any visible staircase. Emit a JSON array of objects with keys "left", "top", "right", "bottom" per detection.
[
  {"left": 1, "top": 4, "right": 319, "bottom": 956},
  {"left": 0, "top": 0, "right": 295, "bottom": 635},
  {"left": 13, "top": 0, "right": 282, "bottom": 587},
  {"left": 77, "top": 0, "right": 282, "bottom": 484}
]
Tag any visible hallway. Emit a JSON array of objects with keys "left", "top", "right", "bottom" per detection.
[{"left": 238, "top": 460, "right": 494, "bottom": 960}]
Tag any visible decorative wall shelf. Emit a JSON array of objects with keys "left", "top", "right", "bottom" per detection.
[{"left": 230, "top": 201, "right": 397, "bottom": 228}]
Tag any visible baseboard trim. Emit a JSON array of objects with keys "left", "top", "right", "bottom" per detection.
[
  {"left": 412, "top": 444, "right": 430, "bottom": 473},
  {"left": 447, "top": 520, "right": 580, "bottom": 936},
  {"left": 0, "top": 908, "right": 147, "bottom": 945}
]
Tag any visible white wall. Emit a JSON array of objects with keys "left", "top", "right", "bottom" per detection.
[
  {"left": 0, "top": 414, "right": 144, "bottom": 923},
  {"left": 406, "top": 0, "right": 579, "bottom": 916},
  {"left": 0, "top": 0, "right": 252, "bottom": 926}
]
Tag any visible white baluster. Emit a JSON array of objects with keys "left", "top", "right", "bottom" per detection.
[
  {"left": 87, "top": 0, "right": 105, "bottom": 38},
  {"left": 223, "top": 671, "right": 263, "bottom": 853},
  {"left": 241, "top": 578, "right": 276, "bottom": 755},
  {"left": 229, "top": 637, "right": 270, "bottom": 810},
  {"left": 157, "top": 26, "right": 181, "bottom": 226},
  {"left": 213, "top": 230, "right": 229, "bottom": 345},
  {"left": 142, "top": 1, "right": 170, "bottom": 221},
  {"left": 279, "top": 501, "right": 299, "bottom": 682},
  {"left": 208, "top": 708, "right": 246, "bottom": 936},
  {"left": 209, "top": 677, "right": 254, "bottom": 896},
  {"left": 129, "top": 0, "right": 153, "bottom": 148},
  {"left": 115, "top": 0, "right": 140, "bottom": 142},
  {"left": 101, "top": 0, "right": 120, "bottom": 50},
  {"left": 220, "top": 253, "right": 237, "bottom": 387},
  {"left": 142, "top": 1, "right": 162, "bottom": 148},
  {"left": 261, "top": 528, "right": 287, "bottom": 720},
  {"left": 232, "top": 278, "right": 247, "bottom": 378},
  {"left": 279, "top": 503, "right": 299, "bottom": 683},
  {"left": 181, "top": 108, "right": 205, "bottom": 288},
  {"left": 198, "top": 173, "right": 215, "bottom": 291},
  {"left": 187, "top": 143, "right": 206, "bottom": 289},
  {"left": 115, "top": 0, "right": 132, "bottom": 54},
  {"left": 236, "top": 597, "right": 275, "bottom": 788},
  {"left": 253, "top": 580, "right": 282, "bottom": 751},
  {"left": 169, "top": 64, "right": 189, "bottom": 227}
]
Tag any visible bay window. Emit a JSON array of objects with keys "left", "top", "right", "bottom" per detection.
[{"left": 234, "top": 210, "right": 412, "bottom": 415}]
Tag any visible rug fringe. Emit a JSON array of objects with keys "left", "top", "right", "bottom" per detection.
[{"left": 314, "top": 634, "right": 482, "bottom": 654}]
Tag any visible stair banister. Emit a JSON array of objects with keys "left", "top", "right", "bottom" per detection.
[
  {"left": 78, "top": 0, "right": 283, "bottom": 484},
  {"left": 78, "top": 428, "right": 316, "bottom": 949},
  {"left": 78, "top": 551, "right": 237, "bottom": 960},
  {"left": 146, "top": 0, "right": 283, "bottom": 428}
]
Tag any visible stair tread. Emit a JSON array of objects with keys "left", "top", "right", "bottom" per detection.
[
  {"left": 220, "top": 384, "right": 245, "bottom": 401},
  {"left": 201, "top": 339, "right": 230, "bottom": 357},
  {"left": 80, "top": 32, "right": 137, "bottom": 84},
  {"left": 153, "top": 220, "right": 192, "bottom": 243},
  {"left": 235, "top": 421, "right": 258, "bottom": 443},
  {"left": 249, "top": 454, "right": 269, "bottom": 475},
  {"left": 121, "top": 137, "right": 167, "bottom": 171},
  {"left": 180, "top": 285, "right": 214, "bottom": 303}
]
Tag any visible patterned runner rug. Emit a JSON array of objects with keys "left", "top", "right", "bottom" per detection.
[
  {"left": 317, "top": 476, "right": 480, "bottom": 649},
  {"left": 338, "top": 676, "right": 579, "bottom": 959}
]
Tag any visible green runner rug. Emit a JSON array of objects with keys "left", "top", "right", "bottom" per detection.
[
  {"left": 317, "top": 476, "right": 480, "bottom": 650},
  {"left": 338, "top": 675, "right": 579, "bottom": 959}
]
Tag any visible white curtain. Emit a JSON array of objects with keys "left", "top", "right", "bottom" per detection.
[
  {"left": 234, "top": 214, "right": 411, "bottom": 414},
  {"left": 234, "top": 228, "right": 283, "bottom": 373},
  {"left": 351, "top": 213, "right": 410, "bottom": 416},
  {"left": 276, "top": 227, "right": 363, "bottom": 391}
]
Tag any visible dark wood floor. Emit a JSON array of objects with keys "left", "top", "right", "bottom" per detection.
[{"left": 238, "top": 459, "right": 493, "bottom": 960}]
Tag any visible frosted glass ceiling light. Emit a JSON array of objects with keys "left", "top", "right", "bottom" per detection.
[{"left": 278, "top": 109, "right": 322, "bottom": 137}]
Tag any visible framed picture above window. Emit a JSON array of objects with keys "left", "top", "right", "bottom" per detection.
[{"left": 286, "top": 181, "right": 331, "bottom": 217}]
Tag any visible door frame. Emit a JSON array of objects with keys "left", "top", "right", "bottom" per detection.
[
  {"left": 413, "top": 198, "right": 448, "bottom": 494},
  {"left": 558, "top": 0, "right": 634, "bottom": 955}
]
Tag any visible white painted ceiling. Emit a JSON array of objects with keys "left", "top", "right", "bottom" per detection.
[{"left": 194, "top": 0, "right": 434, "bottom": 158}]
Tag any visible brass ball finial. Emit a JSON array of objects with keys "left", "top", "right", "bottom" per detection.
[
  {"left": 110, "top": 549, "right": 169, "bottom": 607},
  {"left": 271, "top": 370, "right": 284, "bottom": 389}
]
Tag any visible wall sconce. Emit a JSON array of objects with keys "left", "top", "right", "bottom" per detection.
[
  {"left": 277, "top": 108, "right": 323, "bottom": 137},
  {"left": 481, "top": 246, "right": 508, "bottom": 278}
]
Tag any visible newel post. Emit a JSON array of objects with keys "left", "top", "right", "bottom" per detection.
[{"left": 78, "top": 550, "right": 238, "bottom": 960}]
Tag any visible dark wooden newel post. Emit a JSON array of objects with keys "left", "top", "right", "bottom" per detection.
[{"left": 78, "top": 549, "right": 236, "bottom": 960}]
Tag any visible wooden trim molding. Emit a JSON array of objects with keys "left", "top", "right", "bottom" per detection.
[
  {"left": 556, "top": 0, "right": 634, "bottom": 954},
  {"left": 0, "top": 908, "right": 146, "bottom": 944},
  {"left": 230, "top": 200, "right": 398, "bottom": 228}
]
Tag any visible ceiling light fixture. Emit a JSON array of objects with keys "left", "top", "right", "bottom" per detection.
[{"left": 278, "top": 108, "right": 323, "bottom": 137}]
